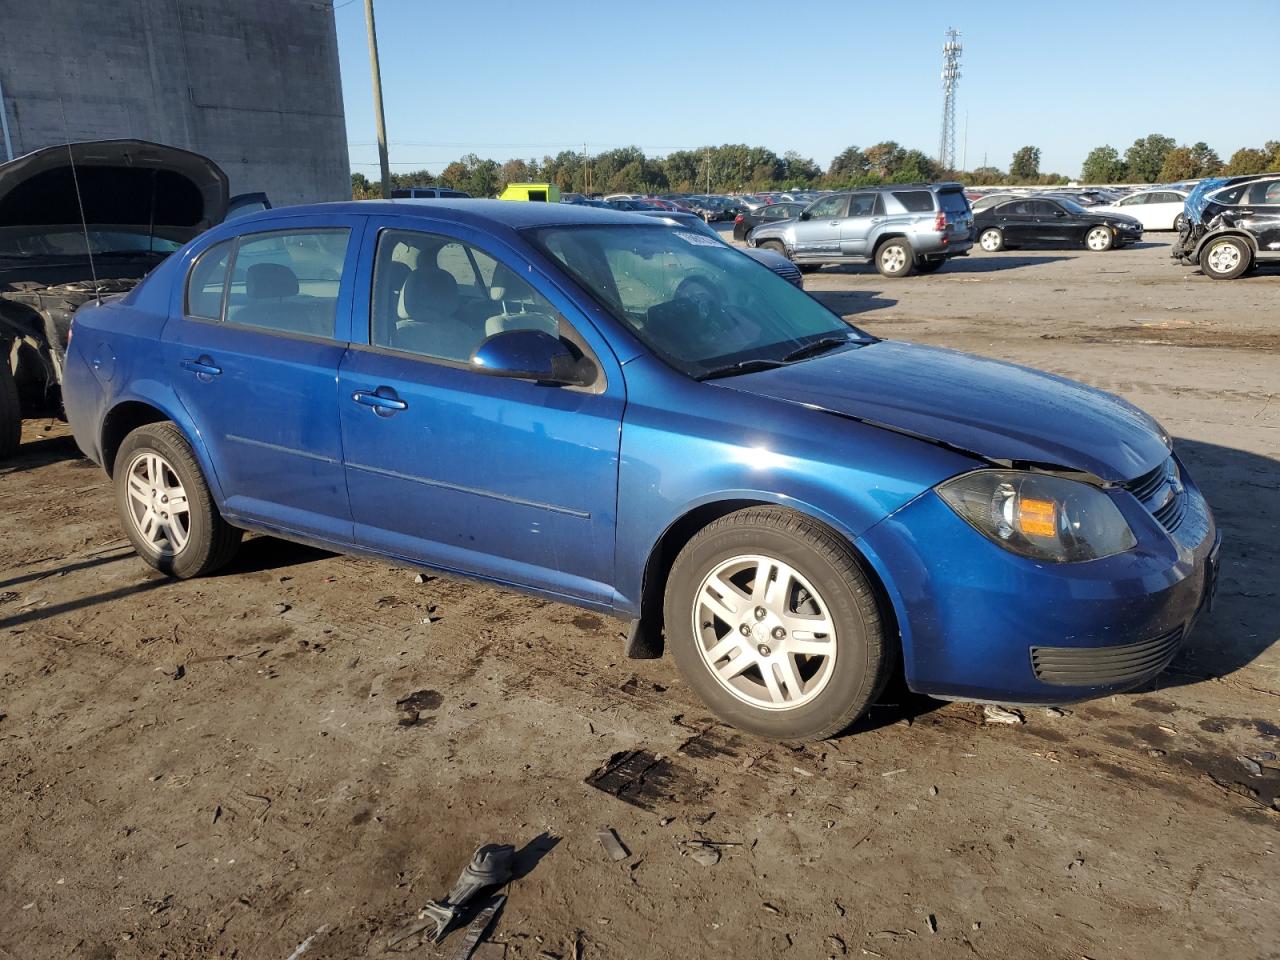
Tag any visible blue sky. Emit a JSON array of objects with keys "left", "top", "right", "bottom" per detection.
[{"left": 333, "top": 0, "right": 1276, "bottom": 179}]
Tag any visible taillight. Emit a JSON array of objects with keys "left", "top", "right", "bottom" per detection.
[
  {"left": 934, "top": 211, "right": 947, "bottom": 232},
  {"left": 734, "top": 214, "right": 744, "bottom": 223}
]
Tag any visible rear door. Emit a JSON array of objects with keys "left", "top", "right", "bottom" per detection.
[
  {"left": 1239, "top": 180, "right": 1280, "bottom": 253},
  {"left": 838, "top": 192, "right": 881, "bottom": 256},
  {"left": 163, "top": 216, "right": 362, "bottom": 541},
  {"left": 336, "top": 216, "right": 625, "bottom": 603},
  {"left": 994, "top": 200, "right": 1034, "bottom": 243},
  {"left": 790, "top": 194, "right": 848, "bottom": 257}
]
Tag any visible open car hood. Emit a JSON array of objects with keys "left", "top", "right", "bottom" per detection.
[
  {"left": 716, "top": 340, "right": 1170, "bottom": 483},
  {"left": 0, "top": 138, "right": 229, "bottom": 245}
]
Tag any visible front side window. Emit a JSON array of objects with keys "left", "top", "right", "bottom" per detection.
[
  {"left": 224, "top": 229, "right": 350, "bottom": 338},
  {"left": 805, "top": 195, "right": 847, "bottom": 219},
  {"left": 370, "top": 229, "right": 564, "bottom": 363},
  {"left": 186, "top": 239, "right": 233, "bottom": 319},
  {"left": 530, "top": 224, "right": 868, "bottom": 379},
  {"left": 848, "top": 193, "right": 878, "bottom": 217}
]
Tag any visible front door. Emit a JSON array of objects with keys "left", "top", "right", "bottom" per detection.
[
  {"left": 790, "top": 194, "right": 848, "bottom": 257},
  {"left": 163, "top": 218, "right": 362, "bottom": 541},
  {"left": 336, "top": 219, "right": 624, "bottom": 603}
]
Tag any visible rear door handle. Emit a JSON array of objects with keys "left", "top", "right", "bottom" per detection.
[
  {"left": 352, "top": 389, "right": 408, "bottom": 413},
  {"left": 180, "top": 356, "right": 222, "bottom": 379}
]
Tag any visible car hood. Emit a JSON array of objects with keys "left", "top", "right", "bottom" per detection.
[
  {"left": 716, "top": 340, "right": 1169, "bottom": 483},
  {"left": 0, "top": 138, "right": 228, "bottom": 247}
]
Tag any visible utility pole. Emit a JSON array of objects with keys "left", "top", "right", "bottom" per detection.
[
  {"left": 364, "top": 0, "right": 391, "bottom": 198},
  {"left": 938, "top": 28, "right": 962, "bottom": 173},
  {"left": 961, "top": 110, "right": 969, "bottom": 172}
]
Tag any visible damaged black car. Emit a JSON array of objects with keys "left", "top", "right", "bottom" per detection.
[
  {"left": 0, "top": 139, "right": 266, "bottom": 459},
  {"left": 1172, "top": 174, "right": 1280, "bottom": 280}
]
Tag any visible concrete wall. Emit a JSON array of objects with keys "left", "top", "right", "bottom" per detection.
[{"left": 0, "top": 0, "right": 349, "bottom": 206}]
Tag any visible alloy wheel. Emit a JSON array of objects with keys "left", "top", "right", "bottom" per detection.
[
  {"left": 979, "top": 229, "right": 1002, "bottom": 252},
  {"left": 1086, "top": 227, "right": 1113, "bottom": 251},
  {"left": 125, "top": 452, "right": 191, "bottom": 557},
  {"left": 880, "top": 244, "right": 908, "bottom": 273},
  {"left": 1206, "top": 241, "right": 1242, "bottom": 274},
  {"left": 692, "top": 554, "right": 837, "bottom": 710}
]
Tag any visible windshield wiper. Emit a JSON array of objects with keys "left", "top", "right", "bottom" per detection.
[
  {"left": 697, "top": 357, "right": 789, "bottom": 381},
  {"left": 781, "top": 335, "right": 854, "bottom": 363}
]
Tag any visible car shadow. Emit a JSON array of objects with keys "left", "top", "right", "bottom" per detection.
[
  {"left": 1135, "top": 436, "right": 1280, "bottom": 691},
  {"left": 0, "top": 431, "right": 87, "bottom": 474},
  {"left": 810, "top": 254, "right": 1078, "bottom": 278},
  {"left": 217, "top": 535, "right": 336, "bottom": 576},
  {"left": 807, "top": 288, "right": 897, "bottom": 319}
]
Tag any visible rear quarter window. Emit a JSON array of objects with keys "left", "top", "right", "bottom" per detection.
[
  {"left": 185, "top": 239, "right": 233, "bottom": 320},
  {"left": 892, "top": 191, "right": 935, "bottom": 213},
  {"left": 938, "top": 191, "right": 971, "bottom": 215}
]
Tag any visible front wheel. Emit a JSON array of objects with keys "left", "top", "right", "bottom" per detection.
[
  {"left": 875, "top": 238, "right": 914, "bottom": 278},
  {"left": 1085, "top": 226, "right": 1115, "bottom": 252},
  {"left": 0, "top": 357, "right": 19, "bottom": 461},
  {"left": 664, "top": 507, "right": 890, "bottom": 741},
  {"left": 114, "top": 422, "right": 242, "bottom": 577},
  {"left": 1199, "top": 236, "right": 1252, "bottom": 280},
  {"left": 978, "top": 227, "right": 1004, "bottom": 253}
]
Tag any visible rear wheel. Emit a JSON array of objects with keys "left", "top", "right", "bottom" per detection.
[
  {"left": 114, "top": 422, "right": 242, "bottom": 577},
  {"left": 1085, "top": 226, "right": 1114, "bottom": 252},
  {"left": 875, "top": 238, "right": 914, "bottom": 278},
  {"left": 1199, "top": 236, "right": 1252, "bottom": 280},
  {"left": 0, "top": 355, "right": 19, "bottom": 461},
  {"left": 665, "top": 507, "right": 890, "bottom": 741},
  {"left": 978, "top": 227, "right": 1004, "bottom": 253},
  {"left": 1173, "top": 212, "right": 1187, "bottom": 233}
]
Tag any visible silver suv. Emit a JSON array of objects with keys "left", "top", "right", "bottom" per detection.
[{"left": 748, "top": 182, "right": 974, "bottom": 277}]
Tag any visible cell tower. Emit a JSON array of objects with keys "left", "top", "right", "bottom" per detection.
[{"left": 938, "top": 28, "right": 962, "bottom": 172}]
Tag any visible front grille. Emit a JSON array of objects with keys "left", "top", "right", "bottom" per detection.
[
  {"left": 1030, "top": 627, "right": 1184, "bottom": 687},
  {"left": 1123, "top": 456, "right": 1187, "bottom": 534}
]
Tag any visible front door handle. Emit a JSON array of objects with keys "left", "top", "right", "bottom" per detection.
[
  {"left": 352, "top": 388, "right": 408, "bottom": 415},
  {"left": 180, "top": 356, "right": 222, "bottom": 381}
]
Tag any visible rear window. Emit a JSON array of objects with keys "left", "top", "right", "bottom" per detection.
[
  {"left": 892, "top": 191, "right": 935, "bottom": 213},
  {"left": 938, "top": 190, "right": 971, "bottom": 215}
]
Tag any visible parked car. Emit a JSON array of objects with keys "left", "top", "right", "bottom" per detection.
[
  {"left": 637, "top": 210, "right": 803, "bottom": 286},
  {"left": 969, "top": 192, "right": 1020, "bottom": 213},
  {"left": 974, "top": 197, "right": 1142, "bottom": 253},
  {"left": 0, "top": 138, "right": 268, "bottom": 460},
  {"left": 733, "top": 201, "right": 807, "bottom": 241},
  {"left": 391, "top": 186, "right": 472, "bottom": 199},
  {"left": 1172, "top": 174, "right": 1280, "bottom": 280},
  {"left": 1092, "top": 188, "right": 1190, "bottom": 232},
  {"left": 748, "top": 183, "right": 974, "bottom": 277},
  {"left": 498, "top": 183, "right": 561, "bottom": 202},
  {"left": 62, "top": 200, "right": 1217, "bottom": 740}
]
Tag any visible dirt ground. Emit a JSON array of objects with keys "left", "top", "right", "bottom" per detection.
[{"left": 1, "top": 237, "right": 1277, "bottom": 960}]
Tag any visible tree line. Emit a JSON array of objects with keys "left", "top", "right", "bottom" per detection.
[
  {"left": 351, "top": 136, "right": 1280, "bottom": 199},
  {"left": 1080, "top": 135, "right": 1280, "bottom": 184}
]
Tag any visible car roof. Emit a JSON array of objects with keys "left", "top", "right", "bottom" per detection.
[{"left": 226, "top": 198, "right": 657, "bottom": 231}]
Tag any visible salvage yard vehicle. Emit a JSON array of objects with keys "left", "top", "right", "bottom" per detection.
[
  {"left": 733, "top": 201, "right": 807, "bottom": 241},
  {"left": 1093, "top": 187, "right": 1190, "bottom": 232},
  {"left": 1172, "top": 174, "right": 1280, "bottom": 280},
  {"left": 748, "top": 183, "right": 974, "bottom": 277},
  {"left": 974, "top": 196, "right": 1142, "bottom": 253},
  {"left": 63, "top": 201, "right": 1220, "bottom": 741},
  {"left": 498, "top": 183, "right": 561, "bottom": 202},
  {"left": 0, "top": 139, "right": 265, "bottom": 460},
  {"left": 635, "top": 210, "right": 804, "bottom": 287}
]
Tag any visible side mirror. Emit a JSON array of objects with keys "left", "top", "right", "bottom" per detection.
[
  {"left": 798, "top": 211, "right": 811, "bottom": 221},
  {"left": 470, "top": 329, "right": 591, "bottom": 386}
]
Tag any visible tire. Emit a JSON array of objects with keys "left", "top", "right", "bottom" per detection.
[
  {"left": 1085, "top": 225, "right": 1114, "bottom": 252},
  {"left": 1199, "top": 236, "right": 1252, "bottom": 281},
  {"left": 1173, "top": 213, "right": 1187, "bottom": 233},
  {"left": 915, "top": 258, "right": 944, "bottom": 274},
  {"left": 664, "top": 506, "right": 890, "bottom": 741},
  {"left": 875, "top": 238, "right": 914, "bottom": 278},
  {"left": 113, "top": 422, "right": 242, "bottom": 577},
  {"left": 0, "top": 354, "right": 19, "bottom": 461},
  {"left": 978, "top": 227, "right": 1005, "bottom": 253},
  {"left": 760, "top": 240, "right": 788, "bottom": 258}
]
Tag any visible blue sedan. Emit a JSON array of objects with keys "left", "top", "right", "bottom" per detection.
[{"left": 62, "top": 200, "right": 1220, "bottom": 740}]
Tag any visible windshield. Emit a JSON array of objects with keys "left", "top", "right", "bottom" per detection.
[
  {"left": 527, "top": 223, "right": 870, "bottom": 379},
  {"left": 0, "top": 226, "right": 184, "bottom": 258}
]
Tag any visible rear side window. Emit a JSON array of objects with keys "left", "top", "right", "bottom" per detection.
[
  {"left": 223, "top": 229, "right": 350, "bottom": 338},
  {"left": 186, "top": 239, "right": 233, "bottom": 320},
  {"left": 938, "top": 190, "right": 971, "bottom": 215},
  {"left": 892, "top": 191, "right": 935, "bottom": 213}
]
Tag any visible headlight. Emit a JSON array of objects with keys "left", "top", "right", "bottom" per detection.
[{"left": 937, "top": 470, "right": 1136, "bottom": 562}]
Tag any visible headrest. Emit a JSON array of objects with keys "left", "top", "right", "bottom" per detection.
[
  {"left": 401, "top": 266, "right": 458, "bottom": 319},
  {"left": 489, "top": 263, "right": 524, "bottom": 301},
  {"left": 246, "top": 262, "right": 299, "bottom": 299}
]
